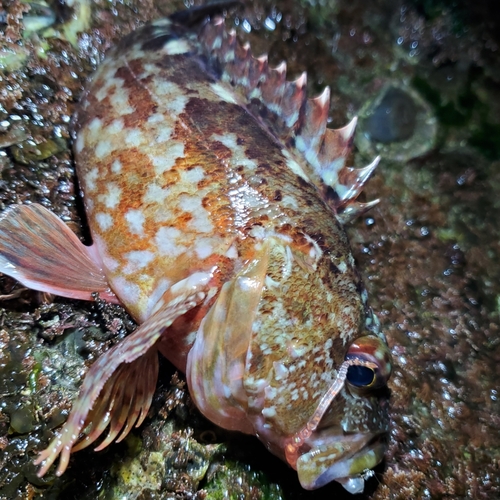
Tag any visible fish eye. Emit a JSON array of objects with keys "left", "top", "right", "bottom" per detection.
[
  {"left": 346, "top": 364, "right": 376, "bottom": 387},
  {"left": 344, "top": 335, "right": 392, "bottom": 389}
]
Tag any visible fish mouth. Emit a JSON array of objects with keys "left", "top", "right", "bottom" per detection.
[{"left": 295, "top": 429, "right": 386, "bottom": 491}]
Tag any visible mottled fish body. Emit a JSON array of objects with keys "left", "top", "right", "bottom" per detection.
[{"left": 0, "top": 10, "right": 391, "bottom": 493}]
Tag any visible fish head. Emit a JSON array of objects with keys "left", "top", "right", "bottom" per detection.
[
  {"left": 291, "top": 334, "right": 392, "bottom": 492},
  {"left": 187, "top": 240, "right": 392, "bottom": 492},
  {"left": 246, "top": 331, "right": 392, "bottom": 493}
]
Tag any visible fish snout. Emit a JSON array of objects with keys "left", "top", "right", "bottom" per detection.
[{"left": 295, "top": 429, "right": 386, "bottom": 492}]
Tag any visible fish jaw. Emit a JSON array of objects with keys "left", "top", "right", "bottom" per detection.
[
  {"left": 248, "top": 385, "right": 389, "bottom": 493},
  {"left": 295, "top": 430, "right": 386, "bottom": 491}
]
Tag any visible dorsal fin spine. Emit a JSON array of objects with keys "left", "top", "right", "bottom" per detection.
[
  {"left": 297, "top": 86, "right": 331, "bottom": 160},
  {"left": 261, "top": 62, "right": 287, "bottom": 113},
  {"left": 338, "top": 156, "right": 380, "bottom": 203},
  {"left": 339, "top": 116, "right": 358, "bottom": 142},
  {"left": 198, "top": 18, "right": 380, "bottom": 218},
  {"left": 336, "top": 199, "right": 380, "bottom": 224},
  {"left": 220, "top": 29, "right": 236, "bottom": 62},
  {"left": 282, "top": 72, "right": 307, "bottom": 129}
]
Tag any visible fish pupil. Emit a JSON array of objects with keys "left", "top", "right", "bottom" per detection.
[{"left": 346, "top": 365, "right": 375, "bottom": 387}]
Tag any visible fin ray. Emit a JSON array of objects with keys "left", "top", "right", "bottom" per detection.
[
  {"left": 187, "top": 243, "right": 270, "bottom": 433},
  {"left": 0, "top": 204, "right": 118, "bottom": 303},
  {"left": 35, "top": 275, "right": 211, "bottom": 476},
  {"left": 199, "top": 21, "right": 380, "bottom": 218}
]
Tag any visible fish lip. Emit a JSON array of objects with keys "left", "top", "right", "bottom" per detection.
[
  {"left": 304, "top": 428, "right": 375, "bottom": 447},
  {"left": 295, "top": 429, "right": 385, "bottom": 490}
]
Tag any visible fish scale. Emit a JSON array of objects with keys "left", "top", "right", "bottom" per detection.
[{"left": 0, "top": 7, "right": 392, "bottom": 493}]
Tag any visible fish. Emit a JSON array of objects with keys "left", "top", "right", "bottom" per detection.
[{"left": 0, "top": 6, "right": 392, "bottom": 494}]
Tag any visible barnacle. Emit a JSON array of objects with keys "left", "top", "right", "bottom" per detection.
[{"left": 357, "top": 82, "right": 437, "bottom": 161}]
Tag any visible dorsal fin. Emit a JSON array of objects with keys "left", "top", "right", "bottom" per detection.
[{"left": 198, "top": 17, "right": 380, "bottom": 218}]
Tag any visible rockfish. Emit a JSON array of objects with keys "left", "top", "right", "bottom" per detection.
[{"left": 0, "top": 7, "right": 392, "bottom": 493}]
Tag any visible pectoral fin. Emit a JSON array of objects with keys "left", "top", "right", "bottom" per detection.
[
  {"left": 187, "top": 243, "right": 270, "bottom": 433},
  {"left": 35, "top": 273, "right": 212, "bottom": 477},
  {"left": 0, "top": 204, "right": 118, "bottom": 302}
]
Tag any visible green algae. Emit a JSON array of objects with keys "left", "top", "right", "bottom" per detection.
[
  {"left": 204, "top": 461, "right": 285, "bottom": 500},
  {"left": 10, "top": 137, "right": 67, "bottom": 164}
]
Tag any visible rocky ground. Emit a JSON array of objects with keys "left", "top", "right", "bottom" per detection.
[{"left": 0, "top": 0, "right": 499, "bottom": 498}]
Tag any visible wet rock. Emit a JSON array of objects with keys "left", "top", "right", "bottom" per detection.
[
  {"left": 108, "top": 420, "right": 221, "bottom": 499},
  {"left": 204, "top": 462, "right": 285, "bottom": 500},
  {"left": 21, "top": 2, "right": 57, "bottom": 36},
  {"left": 1, "top": 1, "right": 500, "bottom": 499}
]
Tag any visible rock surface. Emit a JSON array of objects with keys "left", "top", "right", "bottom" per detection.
[{"left": 0, "top": 0, "right": 499, "bottom": 498}]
